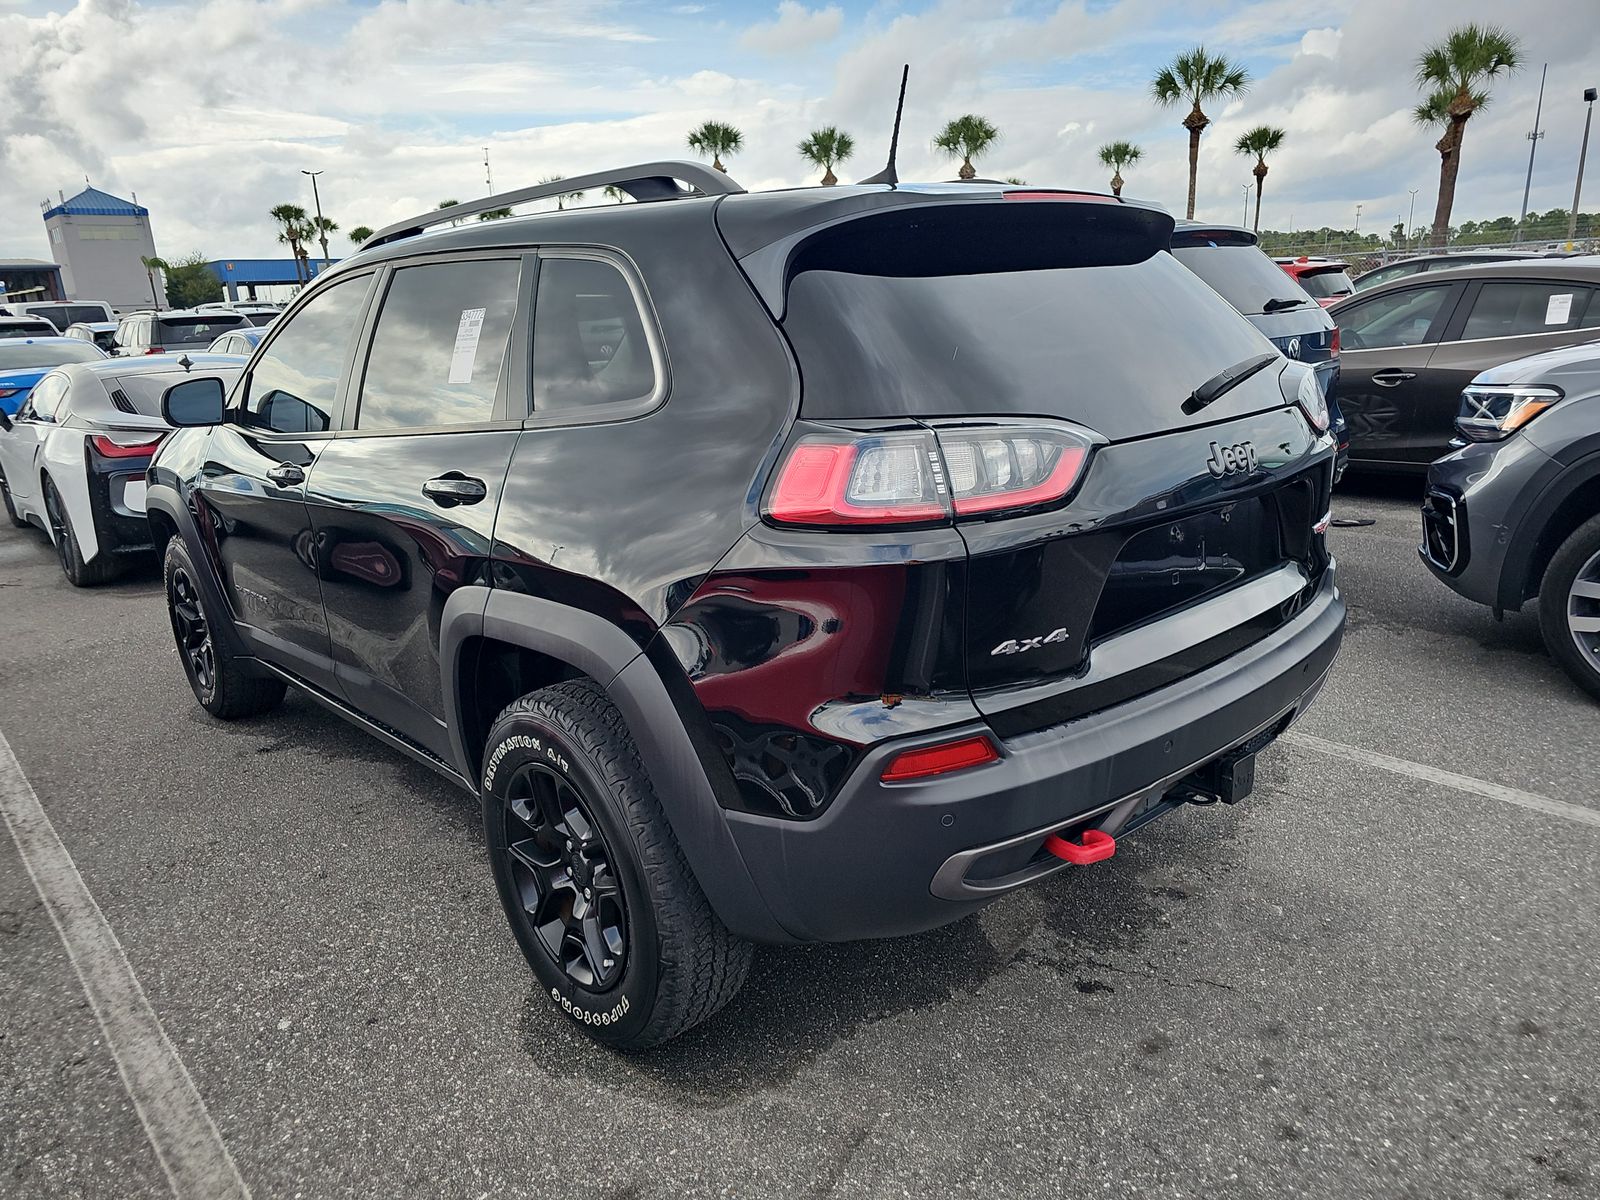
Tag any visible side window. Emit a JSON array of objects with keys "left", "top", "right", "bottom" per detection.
[
  {"left": 355, "top": 258, "right": 521, "bottom": 431},
  {"left": 27, "top": 375, "right": 69, "bottom": 421},
  {"left": 242, "top": 277, "right": 370, "bottom": 434},
  {"left": 1461, "top": 281, "right": 1594, "bottom": 340},
  {"left": 531, "top": 256, "right": 657, "bottom": 416},
  {"left": 1340, "top": 284, "right": 1453, "bottom": 350}
]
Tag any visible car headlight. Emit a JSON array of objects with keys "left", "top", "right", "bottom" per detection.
[
  {"left": 1455, "top": 385, "right": 1562, "bottom": 442},
  {"left": 1294, "top": 366, "right": 1329, "bottom": 433}
]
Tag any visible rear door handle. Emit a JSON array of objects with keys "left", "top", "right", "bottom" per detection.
[
  {"left": 422, "top": 473, "right": 488, "bottom": 507},
  {"left": 1370, "top": 370, "right": 1417, "bottom": 387},
  {"left": 266, "top": 463, "right": 305, "bottom": 486}
]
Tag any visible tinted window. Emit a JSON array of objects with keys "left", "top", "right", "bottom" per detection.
[
  {"left": 1338, "top": 284, "right": 1454, "bottom": 349},
  {"left": 243, "top": 277, "right": 370, "bottom": 434},
  {"left": 1171, "top": 242, "right": 1310, "bottom": 315},
  {"left": 531, "top": 257, "right": 656, "bottom": 414},
  {"left": 156, "top": 315, "right": 248, "bottom": 346},
  {"left": 356, "top": 259, "right": 520, "bottom": 430},
  {"left": 1461, "top": 281, "right": 1594, "bottom": 340},
  {"left": 243, "top": 312, "right": 278, "bottom": 327},
  {"left": 1298, "top": 269, "right": 1355, "bottom": 300},
  {"left": 0, "top": 322, "right": 57, "bottom": 339},
  {"left": 0, "top": 342, "right": 103, "bottom": 369},
  {"left": 26, "top": 374, "right": 69, "bottom": 419}
]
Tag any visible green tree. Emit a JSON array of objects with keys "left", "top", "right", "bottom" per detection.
[
  {"left": 687, "top": 121, "right": 744, "bottom": 172},
  {"left": 269, "top": 203, "right": 311, "bottom": 283},
  {"left": 1413, "top": 23, "right": 1521, "bottom": 247},
  {"left": 347, "top": 225, "right": 374, "bottom": 245},
  {"left": 797, "top": 126, "right": 855, "bottom": 186},
  {"left": 163, "top": 252, "right": 223, "bottom": 308},
  {"left": 603, "top": 185, "right": 628, "bottom": 203},
  {"left": 308, "top": 214, "right": 338, "bottom": 268},
  {"left": 437, "top": 199, "right": 462, "bottom": 228},
  {"left": 1151, "top": 47, "right": 1251, "bottom": 219},
  {"left": 477, "top": 208, "right": 514, "bottom": 220},
  {"left": 933, "top": 115, "right": 999, "bottom": 181},
  {"left": 1096, "top": 140, "right": 1143, "bottom": 198},
  {"left": 1233, "top": 126, "right": 1285, "bottom": 233},
  {"left": 537, "top": 175, "right": 586, "bottom": 210},
  {"left": 138, "top": 255, "right": 168, "bottom": 307}
]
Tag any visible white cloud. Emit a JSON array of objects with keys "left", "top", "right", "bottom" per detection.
[
  {"left": 1298, "top": 27, "right": 1341, "bottom": 58},
  {"left": 739, "top": 2, "right": 843, "bottom": 56}
]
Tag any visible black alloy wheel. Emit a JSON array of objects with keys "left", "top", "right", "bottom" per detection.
[
  {"left": 169, "top": 564, "right": 215, "bottom": 695},
  {"left": 0, "top": 467, "right": 25, "bottom": 529},
  {"left": 502, "top": 763, "right": 628, "bottom": 992},
  {"left": 43, "top": 479, "right": 73, "bottom": 577}
]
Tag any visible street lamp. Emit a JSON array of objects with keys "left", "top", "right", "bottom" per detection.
[
  {"left": 1242, "top": 183, "right": 1250, "bottom": 226},
  {"left": 302, "top": 169, "right": 330, "bottom": 271},
  {"left": 1571, "top": 87, "right": 1598, "bottom": 245},
  {"left": 1408, "top": 189, "right": 1418, "bottom": 247},
  {"left": 1354, "top": 202, "right": 1362, "bottom": 239},
  {"left": 1517, "top": 63, "right": 1548, "bottom": 243}
]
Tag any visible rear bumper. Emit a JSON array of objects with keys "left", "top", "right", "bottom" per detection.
[{"left": 723, "top": 565, "right": 1345, "bottom": 942}]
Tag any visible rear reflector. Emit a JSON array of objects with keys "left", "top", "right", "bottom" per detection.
[
  {"left": 880, "top": 735, "right": 999, "bottom": 782},
  {"left": 91, "top": 434, "right": 162, "bottom": 459}
]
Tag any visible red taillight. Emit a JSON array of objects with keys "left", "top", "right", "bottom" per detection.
[
  {"left": 144, "top": 347, "right": 165, "bottom": 355},
  {"left": 0, "top": 387, "right": 20, "bottom": 400},
  {"left": 1329, "top": 326, "right": 1341, "bottom": 357},
  {"left": 91, "top": 434, "right": 162, "bottom": 459},
  {"left": 880, "top": 735, "right": 999, "bottom": 782},
  {"left": 765, "top": 424, "right": 1097, "bottom": 529}
]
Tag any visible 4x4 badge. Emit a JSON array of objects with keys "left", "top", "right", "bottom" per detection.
[
  {"left": 991, "top": 628, "right": 1070, "bottom": 656},
  {"left": 1206, "top": 440, "right": 1258, "bottom": 478}
]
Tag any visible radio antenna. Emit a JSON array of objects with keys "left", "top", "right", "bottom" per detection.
[{"left": 858, "top": 64, "right": 909, "bottom": 187}]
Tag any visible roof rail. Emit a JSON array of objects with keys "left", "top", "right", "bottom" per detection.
[{"left": 363, "top": 160, "right": 745, "bottom": 250}]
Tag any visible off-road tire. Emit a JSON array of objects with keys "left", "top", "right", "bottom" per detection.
[
  {"left": 1539, "top": 513, "right": 1600, "bottom": 703},
  {"left": 163, "top": 537, "right": 286, "bottom": 719},
  {"left": 483, "top": 679, "right": 752, "bottom": 1050}
]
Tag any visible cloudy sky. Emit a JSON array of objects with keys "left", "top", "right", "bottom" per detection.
[{"left": 1, "top": 0, "right": 1598, "bottom": 264}]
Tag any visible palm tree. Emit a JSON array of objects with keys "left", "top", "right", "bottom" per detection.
[
  {"left": 309, "top": 215, "right": 338, "bottom": 268},
  {"left": 477, "top": 208, "right": 514, "bottom": 221},
  {"left": 1096, "top": 141, "right": 1143, "bottom": 198},
  {"left": 347, "top": 225, "right": 374, "bottom": 245},
  {"left": 1151, "top": 47, "right": 1251, "bottom": 219},
  {"left": 437, "top": 199, "right": 462, "bottom": 228},
  {"left": 687, "top": 121, "right": 743, "bottom": 172},
  {"left": 537, "top": 176, "right": 586, "bottom": 211},
  {"left": 603, "top": 185, "right": 628, "bottom": 203},
  {"left": 1413, "top": 24, "right": 1521, "bottom": 248},
  {"left": 797, "top": 126, "right": 855, "bottom": 186},
  {"left": 1233, "top": 127, "right": 1285, "bottom": 233},
  {"left": 139, "top": 255, "right": 168, "bottom": 307},
  {"left": 933, "top": 115, "right": 999, "bottom": 181},
  {"left": 269, "top": 203, "right": 311, "bottom": 283}
]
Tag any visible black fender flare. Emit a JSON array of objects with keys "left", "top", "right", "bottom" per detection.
[
  {"left": 1498, "top": 448, "right": 1600, "bottom": 611},
  {"left": 439, "top": 588, "right": 794, "bottom": 944},
  {"left": 145, "top": 481, "right": 253, "bottom": 663}
]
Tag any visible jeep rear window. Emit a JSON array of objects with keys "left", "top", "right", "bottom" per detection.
[
  {"left": 782, "top": 220, "right": 1275, "bottom": 438},
  {"left": 1170, "top": 239, "right": 1307, "bottom": 315}
]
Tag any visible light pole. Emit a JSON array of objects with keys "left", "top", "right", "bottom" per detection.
[
  {"left": 1517, "top": 64, "right": 1549, "bottom": 242},
  {"left": 1354, "top": 202, "right": 1362, "bottom": 240},
  {"left": 1242, "top": 183, "right": 1250, "bottom": 226},
  {"left": 302, "top": 169, "right": 330, "bottom": 271},
  {"left": 1572, "top": 87, "right": 1598, "bottom": 244},
  {"left": 1408, "top": 189, "right": 1418, "bottom": 247}
]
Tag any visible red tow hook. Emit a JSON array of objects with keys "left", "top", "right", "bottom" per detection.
[{"left": 1044, "top": 828, "right": 1116, "bottom": 866}]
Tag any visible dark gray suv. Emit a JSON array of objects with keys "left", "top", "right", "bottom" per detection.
[{"left": 1422, "top": 339, "right": 1600, "bottom": 699}]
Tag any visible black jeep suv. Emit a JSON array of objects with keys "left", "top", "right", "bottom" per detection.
[{"left": 150, "top": 164, "right": 1345, "bottom": 1048}]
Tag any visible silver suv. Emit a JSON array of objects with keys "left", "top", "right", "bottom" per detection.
[{"left": 113, "top": 309, "right": 250, "bottom": 355}]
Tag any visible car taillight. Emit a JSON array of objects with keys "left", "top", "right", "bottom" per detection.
[
  {"left": 1329, "top": 326, "right": 1340, "bottom": 357},
  {"left": 91, "top": 434, "right": 163, "bottom": 458},
  {"left": 1284, "top": 365, "right": 1329, "bottom": 434},
  {"left": 0, "top": 387, "right": 20, "bottom": 400},
  {"left": 765, "top": 422, "right": 1098, "bottom": 528},
  {"left": 144, "top": 347, "right": 165, "bottom": 355},
  {"left": 880, "top": 734, "right": 999, "bottom": 782}
]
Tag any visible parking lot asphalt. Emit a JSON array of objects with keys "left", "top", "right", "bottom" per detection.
[{"left": 2, "top": 477, "right": 1597, "bottom": 1200}]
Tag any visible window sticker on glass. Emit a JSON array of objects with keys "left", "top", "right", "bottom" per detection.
[
  {"left": 449, "top": 307, "right": 487, "bottom": 384},
  {"left": 1545, "top": 293, "right": 1573, "bottom": 326}
]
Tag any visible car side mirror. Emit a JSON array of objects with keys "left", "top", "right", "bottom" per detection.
[{"left": 162, "top": 376, "right": 227, "bottom": 427}]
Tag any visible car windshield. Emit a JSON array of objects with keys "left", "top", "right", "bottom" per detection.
[
  {"left": 0, "top": 323, "right": 58, "bottom": 339},
  {"left": 0, "top": 342, "right": 104, "bottom": 369},
  {"left": 156, "top": 316, "right": 248, "bottom": 345},
  {"left": 1171, "top": 240, "right": 1311, "bottom": 316},
  {"left": 1298, "top": 269, "right": 1355, "bottom": 300}
]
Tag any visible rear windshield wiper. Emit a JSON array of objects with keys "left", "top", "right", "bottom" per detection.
[
  {"left": 1262, "top": 296, "right": 1309, "bottom": 312},
  {"left": 1182, "top": 352, "right": 1279, "bottom": 416}
]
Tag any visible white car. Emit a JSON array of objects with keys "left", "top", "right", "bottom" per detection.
[{"left": 0, "top": 356, "right": 243, "bottom": 586}]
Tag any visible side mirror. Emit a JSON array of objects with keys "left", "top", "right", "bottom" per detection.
[{"left": 162, "top": 376, "right": 227, "bottom": 427}]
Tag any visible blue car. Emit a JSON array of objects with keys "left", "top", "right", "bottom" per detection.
[
  {"left": 0, "top": 337, "right": 109, "bottom": 414},
  {"left": 205, "top": 326, "right": 267, "bottom": 356}
]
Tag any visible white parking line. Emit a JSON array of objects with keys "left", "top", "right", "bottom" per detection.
[
  {"left": 1284, "top": 730, "right": 1600, "bottom": 830},
  {"left": 0, "top": 730, "right": 251, "bottom": 1200}
]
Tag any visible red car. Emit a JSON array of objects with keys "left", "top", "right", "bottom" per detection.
[{"left": 1275, "top": 256, "right": 1356, "bottom": 308}]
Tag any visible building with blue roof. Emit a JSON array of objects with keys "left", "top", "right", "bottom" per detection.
[{"left": 42, "top": 185, "right": 166, "bottom": 310}]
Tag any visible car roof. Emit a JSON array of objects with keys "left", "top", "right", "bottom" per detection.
[
  {"left": 0, "top": 334, "right": 84, "bottom": 345},
  {"left": 0, "top": 316, "right": 59, "bottom": 326},
  {"left": 65, "top": 321, "right": 118, "bottom": 330},
  {"left": 1390, "top": 255, "right": 1600, "bottom": 283}
]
